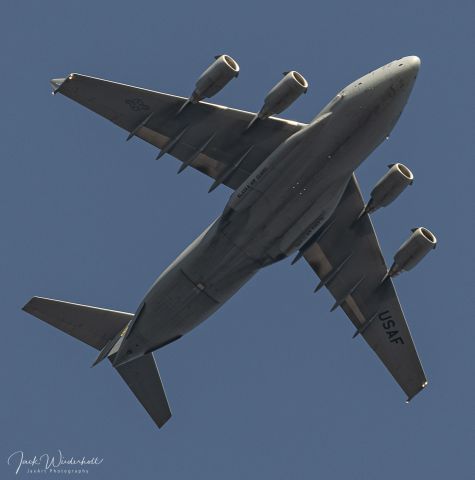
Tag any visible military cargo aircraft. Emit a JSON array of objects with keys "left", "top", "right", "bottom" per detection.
[{"left": 24, "top": 55, "right": 436, "bottom": 428}]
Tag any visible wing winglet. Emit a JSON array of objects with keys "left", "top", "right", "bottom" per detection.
[{"left": 50, "top": 77, "right": 67, "bottom": 95}]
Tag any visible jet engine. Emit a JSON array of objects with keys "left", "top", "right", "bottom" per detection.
[
  {"left": 388, "top": 227, "right": 437, "bottom": 277},
  {"left": 254, "top": 70, "right": 308, "bottom": 121},
  {"left": 189, "top": 54, "right": 239, "bottom": 103},
  {"left": 365, "top": 163, "right": 414, "bottom": 214}
]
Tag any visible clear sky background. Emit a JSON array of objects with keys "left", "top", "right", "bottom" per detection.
[{"left": 2, "top": 0, "right": 473, "bottom": 478}]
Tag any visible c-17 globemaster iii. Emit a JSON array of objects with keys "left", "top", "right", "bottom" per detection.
[{"left": 24, "top": 54, "right": 437, "bottom": 428}]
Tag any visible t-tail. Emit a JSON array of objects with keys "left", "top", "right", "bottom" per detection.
[{"left": 22, "top": 296, "right": 171, "bottom": 428}]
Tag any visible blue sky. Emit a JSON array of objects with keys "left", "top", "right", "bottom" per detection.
[{"left": 2, "top": 0, "right": 473, "bottom": 478}]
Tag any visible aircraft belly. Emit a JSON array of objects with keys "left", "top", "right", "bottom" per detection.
[
  {"left": 142, "top": 268, "right": 221, "bottom": 341},
  {"left": 223, "top": 144, "right": 353, "bottom": 262},
  {"left": 179, "top": 222, "right": 260, "bottom": 302},
  {"left": 130, "top": 223, "right": 260, "bottom": 353},
  {"left": 222, "top": 92, "right": 400, "bottom": 262}
]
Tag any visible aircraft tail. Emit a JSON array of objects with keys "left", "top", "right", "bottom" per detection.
[
  {"left": 23, "top": 296, "right": 172, "bottom": 428},
  {"left": 114, "top": 353, "right": 171, "bottom": 427}
]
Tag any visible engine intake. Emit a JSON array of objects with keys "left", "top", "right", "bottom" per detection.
[
  {"left": 255, "top": 70, "right": 308, "bottom": 122},
  {"left": 190, "top": 54, "right": 239, "bottom": 103},
  {"left": 366, "top": 163, "right": 414, "bottom": 214},
  {"left": 389, "top": 227, "right": 437, "bottom": 277}
]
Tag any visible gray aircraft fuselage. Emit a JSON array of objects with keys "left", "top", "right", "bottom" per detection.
[{"left": 112, "top": 56, "right": 420, "bottom": 367}]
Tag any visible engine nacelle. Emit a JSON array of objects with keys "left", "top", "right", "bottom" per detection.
[
  {"left": 366, "top": 163, "right": 414, "bottom": 214},
  {"left": 389, "top": 227, "right": 437, "bottom": 277},
  {"left": 190, "top": 54, "right": 239, "bottom": 103},
  {"left": 256, "top": 70, "right": 308, "bottom": 120}
]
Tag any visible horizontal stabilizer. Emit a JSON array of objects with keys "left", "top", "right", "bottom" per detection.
[
  {"left": 113, "top": 354, "right": 171, "bottom": 428},
  {"left": 23, "top": 296, "right": 133, "bottom": 350}
]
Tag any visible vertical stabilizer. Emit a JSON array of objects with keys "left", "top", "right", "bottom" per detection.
[{"left": 23, "top": 296, "right": 172, "bottom": 428}]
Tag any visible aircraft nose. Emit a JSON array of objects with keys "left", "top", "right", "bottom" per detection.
[
  {"left": 389, "top": 56, "right": 420, "bottom": 92},
  {"left": 403, "top": 55, "right": 421, "bottom": 73},
  {"left": 398, "top": 56, "right": 421, "bottom": 80}
]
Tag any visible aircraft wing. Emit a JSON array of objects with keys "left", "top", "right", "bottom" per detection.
[
  {"left": 51, "top": 74, "right": 304, "bottom": 190},
  {"left": 301, "top": 175, "right": 427, "bottom": 401}
]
